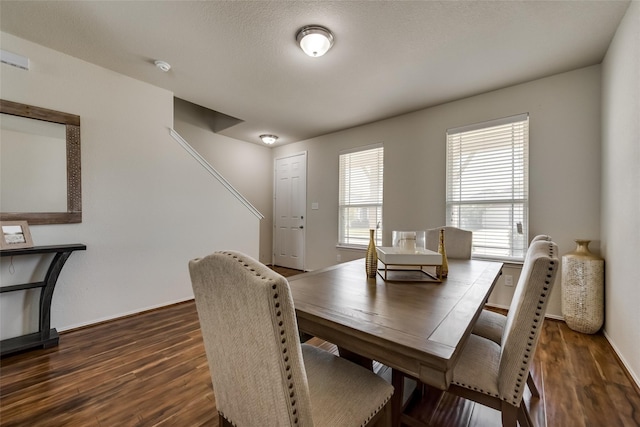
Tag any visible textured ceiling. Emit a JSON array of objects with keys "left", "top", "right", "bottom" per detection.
[{"left": 0, "top": 1, "right": 630, "bottom": 146}]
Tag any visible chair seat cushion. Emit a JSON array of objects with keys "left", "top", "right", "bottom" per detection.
[
  {"left": 302, "top": 344, "right": 394, "bottom": 427},
  {"left": 472, "top": 309, "right": 507, "bottom": 344},
  {"left": 451, "top": 335, "right": 501, "bottom": 398}
]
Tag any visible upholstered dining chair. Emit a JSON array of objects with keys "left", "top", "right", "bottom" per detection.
[
  {"left": 448, "top": 240, "right": 559, "bottom": 427},
  {"left": 471, "top": 234, "right": 553, "bottom": 397},
  {"left": 188, "top": 250, "right": 394, "bottom": 427},
  {"left": 425, "top": 226, "right": 473, "bottom": 259}
]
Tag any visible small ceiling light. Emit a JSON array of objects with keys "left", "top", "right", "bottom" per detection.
[
  {"left": 260, "top": 134, "right": 278, "bottom": 145},
  {"left": 154, "top": 60, "right": 171, "bottom": 72},
  {"left": 296, "top": 25, "right": 334, "bottom": 57}
]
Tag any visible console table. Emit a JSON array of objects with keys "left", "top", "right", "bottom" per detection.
[{"left": 0, "top": 244, "right": 86, "bottom": 357}]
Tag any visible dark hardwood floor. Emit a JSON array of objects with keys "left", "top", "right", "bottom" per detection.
[
  {"left": 267, "top": 264, "right": 305, "bottom": 278},
  {"left": 1, "top": 293, "right": 639, "bottom": 426}
]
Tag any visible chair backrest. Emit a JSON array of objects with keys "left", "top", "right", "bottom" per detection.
[
  {"left": 189, "top": 251, "right": 314, "bottom": 426},
  {"left": 505, "top": 236, "right": 554, "bottom": 315},
  {"left": 426, "top": 226, "right": 473, "bottom": 259},
  {"left": 498, "top": 241, "right": 559, "bottom": 406},
  {"left": 530, "top": 234, "right": 552, "bottom": 243}
]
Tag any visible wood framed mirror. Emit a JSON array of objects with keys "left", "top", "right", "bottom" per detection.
[{"left": 0, "top": 100, "right": 82, "bottom": 224}]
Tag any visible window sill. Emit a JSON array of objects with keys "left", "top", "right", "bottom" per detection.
[
  {"left": 336, "top": 244, "right": 367, "bottom": 251},
  {"left": 472, "top": 256, "right": 524, "bottom": 268}
]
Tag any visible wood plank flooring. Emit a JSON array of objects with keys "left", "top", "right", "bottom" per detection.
[{"left": 1, "top": 300, "right": 639, "bottom": 426}]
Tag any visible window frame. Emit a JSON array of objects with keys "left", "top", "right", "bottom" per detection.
[
  {"left": 446, "top": 114, "right": 529, "bottom": 262},
  {"left": 338, "top": 143, "right": 384, "bottom": 248}
]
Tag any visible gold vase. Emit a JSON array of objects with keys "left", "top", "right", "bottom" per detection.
[
  {"left": 561, "top": 239, "right": 604, "bottom": 334},
  {"left": 365, "top": 229, "right": 378, "bottom": 279},
  {"left": 436, "top": 228, "right": 449, "bottom": 278}
]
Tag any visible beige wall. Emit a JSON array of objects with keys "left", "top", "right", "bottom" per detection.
[
  {"left": 601, "top": 1, "right": 640, "bottom": 387},
  {"left": 274, "top": 65, "right": 603, "bottom": 320},
  {"left": 0, "top": 33, "right": 260, "bottom": 338},
  {"left": 173, "top": 112, "right": 273, "bottom": 265}
]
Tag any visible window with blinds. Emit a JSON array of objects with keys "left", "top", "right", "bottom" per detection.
[
  {"left": 446, "top": 114, "right": 529, "bottom": 261},
  {"left": 339, "top": 144, "right": 384, "bottom": 247}
]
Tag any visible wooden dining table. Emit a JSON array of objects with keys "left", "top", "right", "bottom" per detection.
[{"left": 288, "top": 257, "right": 503, "bottom": 426}]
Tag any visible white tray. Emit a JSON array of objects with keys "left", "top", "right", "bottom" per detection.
[{"left": 375, "top": 246, "right": 442, "bottom": 265}]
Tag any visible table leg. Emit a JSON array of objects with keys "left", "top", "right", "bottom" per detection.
[
  {"left": 336, "top": 347, "right": 409, "bottom": 426},
  {"left": 337, "top": 346, "right": 374, "bottom": 371},
  {"left": 391, "top": 369, "right": 404, "bottom": 427}
]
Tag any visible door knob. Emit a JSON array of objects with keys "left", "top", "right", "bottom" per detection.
[{"left": 299, "top": 226, "right": 304, "bottom": 229}]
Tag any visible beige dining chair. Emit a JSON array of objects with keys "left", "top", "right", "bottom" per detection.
[
  {"left": 471, "top": 234, "right": 553, "bottom": 397},
  {"left": 425, "top": 226, "right": 473, "bottom": 259},
  {"left": 449, "top": 240, "right": 559, "bottom": 427},
  {"left": 189, "top": 250, "right": 394, "bottom": 427}
]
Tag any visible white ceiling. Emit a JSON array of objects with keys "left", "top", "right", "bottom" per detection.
[{"left": 0, "top": 1, "right": 630, "bottom": 146}]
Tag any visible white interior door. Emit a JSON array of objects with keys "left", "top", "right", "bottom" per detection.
[{"left": 274, "top": 152, "right": 307, "bottom": 270}]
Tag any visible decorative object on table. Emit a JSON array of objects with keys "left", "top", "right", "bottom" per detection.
[
  {"left": 0, "top": 220, "right": 33, "bottom": 249},
  {"left": 436, "top": 228, "right": 449, "bottom": 278},
  {"left": 562, "top": 239, "right": 604, "bottom": 334},
  {"left": 376, "top": 246, "right": 442, "bottom": 282},
  {"left": 392, "top": 230, "right": 426, "bottom": 251},
  {"left": 365, "top": 228, "right": 378, "bottom": 278}
]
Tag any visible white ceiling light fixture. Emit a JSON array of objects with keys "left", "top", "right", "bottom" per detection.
[
  {"left": 154, "top": 60, "right": 171, "bottom": 72},
  {"left": 260, "top": 134, "right": 278, "bottom": 145},
  {"left": 296, "top": 25, "right": 334, "bottom": 57}
]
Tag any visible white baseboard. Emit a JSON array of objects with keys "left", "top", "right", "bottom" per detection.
[
  {"left": 58, "top": 296, "right": 195, "bottom": 333},
  {"left": 603, "top": 329, "right": 640, "bottom": 391}
]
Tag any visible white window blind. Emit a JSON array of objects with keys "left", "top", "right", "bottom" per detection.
[
  {"left": 446, "top": 114, "right": 529, "bottom": 261},
  {"left": 339, "top": 144, "right": 384, "bottom": 247}
]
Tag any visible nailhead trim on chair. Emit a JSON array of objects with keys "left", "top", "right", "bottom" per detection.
[
  {"left": 506, "top": 242, "right": 556, "bottom": 406},
  {"left": 451, "top": 379, "right": 501, "bottom": 398},
  {"left": 220, "top": 251, "right": 301, "bottom": 425},
  {"left": 360, "top": 394, "right": 392, "bottom": 427},
  {"left": 451, "top": 243, "right": 558, "bottom": 407},
  {"left": 220, "top": 412, "right": 235, "bottom": 426}
]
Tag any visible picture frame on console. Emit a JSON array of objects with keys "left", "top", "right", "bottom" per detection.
[{"left": 0, "top": 220, "right": 34, "bottom": 250}]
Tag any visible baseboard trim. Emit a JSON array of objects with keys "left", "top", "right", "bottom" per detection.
[
  {"left": 58, "top": 297, "right": 195, "bottom": 334},
  {"left": 603, "top": 329, "right": 640, "bottom": 395}
]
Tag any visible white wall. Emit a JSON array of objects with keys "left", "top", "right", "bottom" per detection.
[
  {"left": 601, "top": 1, "right": 640, "bottom": 387},
  {"left": 173, "top": 115, "right": 273, "bottom": 265},
  {"left": 273, "top": 65, "right": 603, "bottom": 319},
  {"left": 0, "top": 33, "right": 260, "bottom": 339}
]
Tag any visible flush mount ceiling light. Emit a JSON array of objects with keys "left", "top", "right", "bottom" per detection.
[
  {"left": 154, "top": 60, "right": 171, "bottom": 72},
  {"left": 296, "top": 25, "right": 334, "bottom": 57},
  {"left": 260, "top": 134, "right": 278, "bottom": 145}
]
